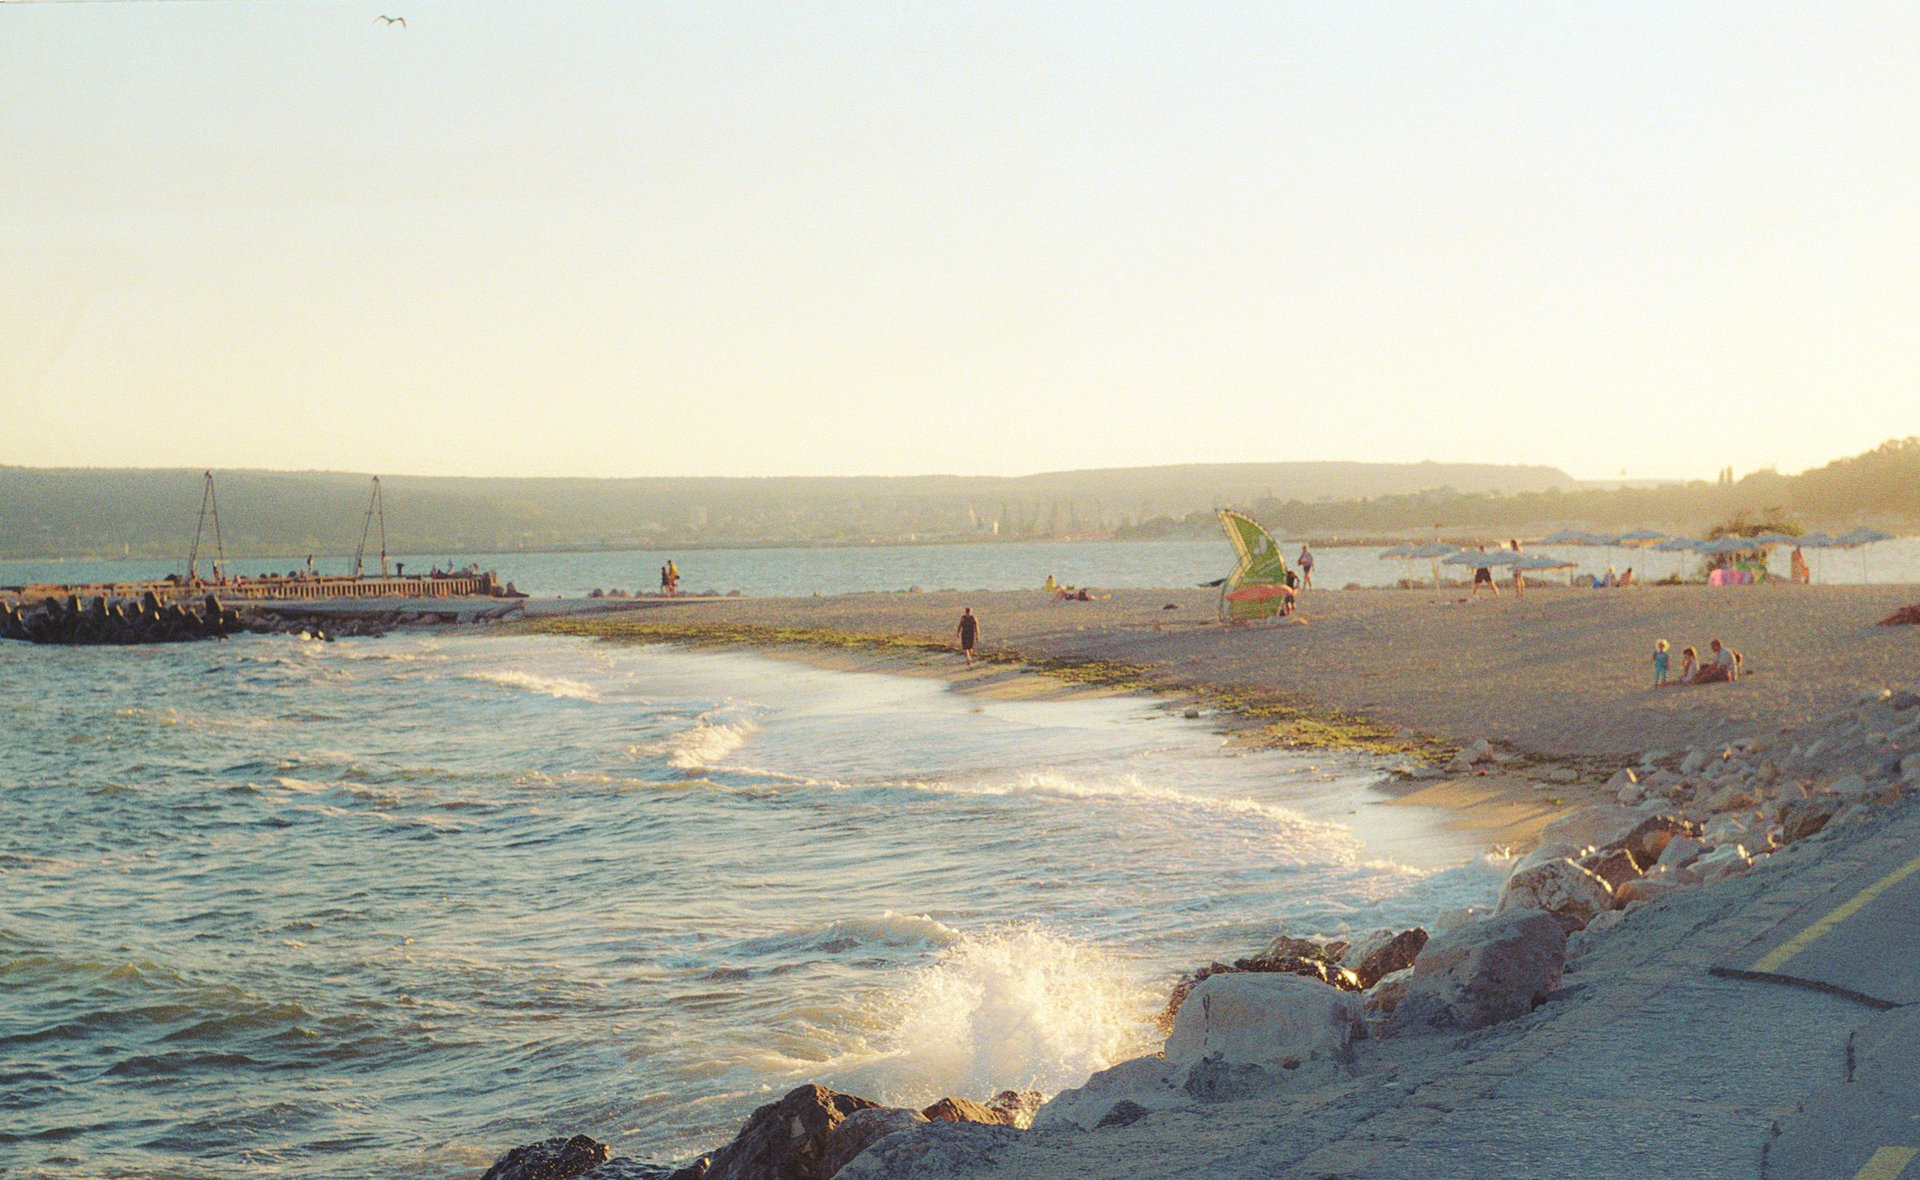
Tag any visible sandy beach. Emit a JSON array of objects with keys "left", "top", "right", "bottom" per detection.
[{"left": 534, "top": 582, "right": 1920, "bottom": 760}]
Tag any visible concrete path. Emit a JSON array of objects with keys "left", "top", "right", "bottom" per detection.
[
  {"left": 1765, "top": 1006, "right": 1920, "bottom": 1180},
  {"left": 1716, "top": 839, "right": 1920, "bottom": 1007}
]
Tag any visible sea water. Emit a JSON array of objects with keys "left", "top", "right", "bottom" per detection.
[
  {"left": 5, "top": 533, "right": 1917, "bottom": 599},
  {"left": 1, "top": 633, "right": 1507, "bottom": 1178}
]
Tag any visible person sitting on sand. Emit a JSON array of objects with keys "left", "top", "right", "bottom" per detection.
[
  {"left": 1697, "top": 638, "right": 1741, "bottom": 682},
  {"left": 1043, "top": 574, "right": 1057, "bottom": 591},
  {"left": 1602, "top": 566, "right": 1618, "bottom": 588},
  {"left": 1619, "top": 567, "right": 1635, "bottom": 587},
  {"left": 1676, "top": 645, "right": 1700, "bottom": 683},
  {"left": 1653, "top": 639, "right": 1671, "bottom": 686}
]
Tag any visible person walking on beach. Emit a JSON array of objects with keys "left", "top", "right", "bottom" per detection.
[
  {"left": 1470, "top": 546, "right": 1498, "bottom": 598},
  {"left": 956, "top": 607, "right": 979, "bottom": 667},
  {"left": 1296, "top": 544, "right": 1315, "bottom": 591}
]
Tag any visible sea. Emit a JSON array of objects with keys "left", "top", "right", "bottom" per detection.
[
  {"left": 2, "top": 626, "right": 1510, "bottom": 1179},
  {"left": 3, "top": 533, "right": 1917, "bottom": 600}
]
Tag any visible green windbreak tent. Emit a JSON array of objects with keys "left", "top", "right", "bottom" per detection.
[{"left": 1216, "top": 509, "right": 1295, "bottom": 620}]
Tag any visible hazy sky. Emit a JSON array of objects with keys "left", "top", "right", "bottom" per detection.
[{"left": 4, "top": 3, "right": 1917, "bottom": 481}]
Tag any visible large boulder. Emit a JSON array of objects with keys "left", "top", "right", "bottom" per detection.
[
  {"left": 1496, "top": 858, "right": 1614, "bottom": 932},
  {"left": 481, "top": 1136, "right": 610, "bottom": 1180},
  {"left": 1041, "top": 972, "right": 1365, "bottom": 1129},
  {"left": 1340, "top": 928, "right": 1429, "bottom": 989},
  {"left": 983, "top": 1090, "right": 1043, "bottom": 1130},
  {"left": 1388, "top": 910, "right": 1567, "bottom": 1034},
  {"left": 703, "top": 1084, "right": 881, "bottom": 1180},
  {"left": 918, "top": 1097, "right": 1005, "bottom": 1126},
  {"left": 818, "top": 1108, "right": 927, "bottom": 1180},
  {"left": 1576, "top": 847, "right": 1641, "bottom": 891},
  {"left": 1779, "top": 797, "right": 1842, "bottom": 844},
  {"left": 830, "top": 1122, "right": 1018, "bottom": 1180},
  {"left": 1604, "top": 815, "right": 1703, "bottom": 870}
]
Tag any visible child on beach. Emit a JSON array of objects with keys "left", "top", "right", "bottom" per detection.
[
  {"left": 1653, "top": 639, "right": 1670, "bottom": 686},
  {"left": 1676, "top": 645, "right": 1699, "bottom": 684}
]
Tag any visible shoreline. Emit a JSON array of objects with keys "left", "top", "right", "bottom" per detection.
[{"left": 471, "top": 609, "right": 1920, "bottom": 1178}]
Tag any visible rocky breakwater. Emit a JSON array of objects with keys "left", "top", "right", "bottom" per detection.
[
  {"left": 472, "top": 1086, "right": 1043, "bottom": 1180},
  {"left": 0, "top": 592, "right": 243, "bottom": 645},
  {"left": 1492, "top": 684, "right": 1920, "bottom": 941}
]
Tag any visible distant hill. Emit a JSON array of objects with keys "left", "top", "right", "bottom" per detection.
[{"left": 0, "top": 461, "right": 1576, "bottom": 560}]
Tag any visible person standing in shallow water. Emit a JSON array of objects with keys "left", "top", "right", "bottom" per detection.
[{"left": 956, "top": 607, "right": 979, "bottom": 667}]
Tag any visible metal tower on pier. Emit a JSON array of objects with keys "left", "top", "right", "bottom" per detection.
[
  {"left": 187, "top": 470, "right": 226, "bottom": 582},
  {"left": 352, "top": 476, "right": 389, "bottom": 578}
]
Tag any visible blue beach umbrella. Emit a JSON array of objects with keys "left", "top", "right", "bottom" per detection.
[
  {"left": 1616, "top": 528, "right": 1667, "bottom": 545},
  {"left": 1836, "top": 527, "right": 1895, "bottom": 581}
]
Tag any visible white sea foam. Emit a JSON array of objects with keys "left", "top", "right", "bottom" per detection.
[
  {"left": 826, "top": 925, "right": 1160, "bottom": 1105},
  {"left": 654, "top": 718, "right": 757, "bottom": 771},
  {"left": 461, "top": 669, "right": 602, "bottom": 702}
]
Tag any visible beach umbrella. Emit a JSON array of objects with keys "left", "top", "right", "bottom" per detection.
[
  {"left": 1541, "top": 528, "right": 1588, "bottom": 545},
  {"left": 1836, "top": 527, "right": 1895, "bottom": 582},
  {"left": 1615, "top": 529, "right": 1667, "bottom": 546},
  {"left": 1511, "top": 552, "right": 1578, "bottom": 586},
  {"left": 1652, "top": 537, "right": 1701, "bottom": 551},
  {"left": 1750, "top": 532, "right": 1799, "bottom": 547}
]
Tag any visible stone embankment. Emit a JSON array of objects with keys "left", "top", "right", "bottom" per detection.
[
  {"left": 471, "top": 686, "right": 1920, "bottom": 1180},
  {"left": 0, "top": 592, "right": 243, "bottom": 645}
]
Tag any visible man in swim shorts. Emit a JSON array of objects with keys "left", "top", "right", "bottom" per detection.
[{"left": 956, "top": 607, "right": 979, "bottom": 667}]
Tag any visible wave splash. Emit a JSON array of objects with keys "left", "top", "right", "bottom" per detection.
[{"left": 838, "top": 925, "right": 1159, "bottom": 1105}]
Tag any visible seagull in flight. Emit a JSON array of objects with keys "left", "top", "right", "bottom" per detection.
[{"left": 375, "top": 15, "right": 406, "bottom": 26}]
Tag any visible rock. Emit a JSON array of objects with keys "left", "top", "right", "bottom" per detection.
[
  {"left": 585, "top": 1162, "right": 684, "bottom": 1180},
  {"left": 1576, "top": 848, "right": 1641, "bottom": 892},
  {"left": 1095, "top": 1101, "right": 1152, "bottom": 1128},
  {"left": 830, "top": 1122, "right": 1017, "bottom": 1180},
  {"left": 1043, "top": 972, "right": 1366, "bottom": 1129},
  {"left": 983, "top": 1091, "right": 1043, "bottom": 1131},
  {"left": 1679, "top": 748, "right": 1708, "bottom": 774},
  {"left": 1032, "top": 1056, "right": 1186, "bottom": 1131},
  {"left": 1703, "top": 815, "right": 1752, "bottom": 846},
  {"left": 1538, "top": 805, "right": 1642, "bottom": 852},
  {"left": 481, "top": 1136, "right": 611, "bottom": 1180},
  {"left": 1497, "top": 858, "right": 1614, "bottom": 932},
  {"left": 1828, "top": 772, "right": 1871, "bottom": 797},
  {"left": 1615, "top": 878, "right": 1687, "bottom": 904},
  {"left": 1583, "top": 909, "right": 1626, "bottom": 935},
  {"left": 1779, "top": 797, "right": 1843, "bottom": 844},
  {"left": 662, "top": 1160, "right": 711, "bottom": 1180},
  {"left": 1365, "top": 967, "right": 1413, "bottom": 1014},
  {"left": 819, "top": 1108, "right": 928, "bottom": 1179},
  {"left": 1898, "top": 753, "right": 1920, "bottom": 782},
  {"left": 1604, "top": 815, "right": 1703, "bottom": 870},
  {"left": 1694, "top": 844, "right": 1752, "bottom": 883},
  {"left": 1161, "top": 944, "right": 1362, "bottom": 1030},
  {"left": 703, "top": 1084, "right": 881, "bottom": 1180},
  {"left": 1165, "top": 970, "right": 1366, "bottom": 1074},
  {"left": 1388, "top": 910, "right": 1566, "bottom": 1034},
  {"left": 1345, "top": 928, "right": 1429, "bottom": 988},
  {"left": 1546, "top": 767, "right": 1580, "bottom": 783},
  {"left": 918, "top": 1098, "right": 1004, "bottom": 1126},
  {"left": 1655, "top": 836, "right": 1706, "bottom": 871}
]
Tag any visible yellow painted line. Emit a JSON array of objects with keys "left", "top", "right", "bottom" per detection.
[
  {"left": 1753, "top": 850, "right": 1920, "bottom": 974},
  {"left": 1854, "top": 1147, "right": 1919, "bottom": 1180}
]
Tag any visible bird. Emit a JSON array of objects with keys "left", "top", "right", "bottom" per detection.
[{"left": 375, "top": 15, "right": 405, "bottom": 26}]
